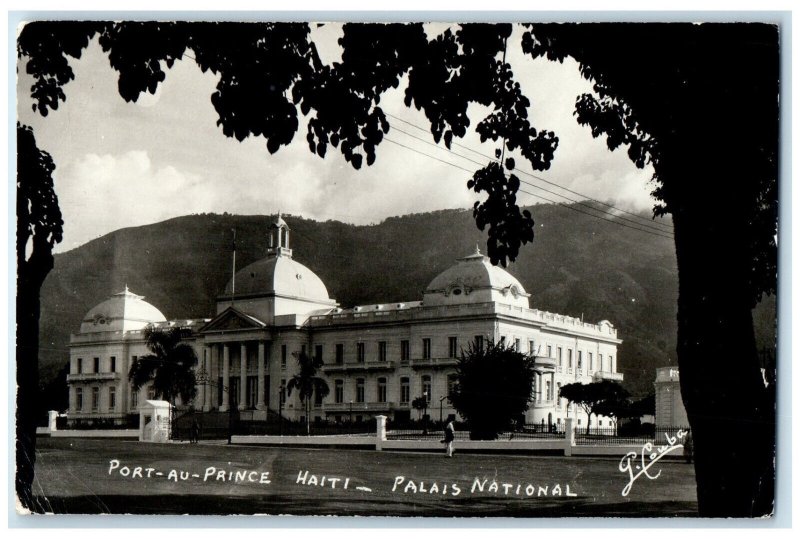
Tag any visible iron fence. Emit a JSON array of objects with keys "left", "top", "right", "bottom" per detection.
[
  {"left": 574, "top": 426, "right": 690, "bottom": 446},
  {"left": 386, "top": 422, "right": 567, "bottom": 441}
]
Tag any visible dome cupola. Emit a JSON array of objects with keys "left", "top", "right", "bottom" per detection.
[
  {"left": 79, "top": 286, "right": 167, "bottom": 333},
  {"left": 423, "top": 245, "right": 530, "bottom": 308}
]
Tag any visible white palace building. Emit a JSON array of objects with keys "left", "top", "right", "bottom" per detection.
[{"left": 67, "top": 216, "right": 623, "bottom": 429}]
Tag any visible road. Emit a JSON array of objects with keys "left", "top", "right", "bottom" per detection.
[{"left": 28, "top": 437, "right": 698, "bottom": 517}]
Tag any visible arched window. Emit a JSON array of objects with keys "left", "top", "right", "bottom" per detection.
[
  {"left": 422, "top": 375, "right": 432, "bottom": 402},
  {"left": 400, "top": 377, "right": 410, "bottom": 403},
  {"left": 356, "top": 378, "right": 365, "bottom": 403}
]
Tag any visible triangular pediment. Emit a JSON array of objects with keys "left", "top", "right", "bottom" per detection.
[{"left": 199, "top": 307, "right": 266, "bottom": 333}]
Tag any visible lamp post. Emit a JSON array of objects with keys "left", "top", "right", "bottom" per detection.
[
  {"left": 423, "top": 391, "right": 428, "bottom": 435},
  {"left": 197, "top": 368, "right": 234, "bottom": 445},
  {"left": 279, "top": 383, "right": 285, "bottom": 436}
]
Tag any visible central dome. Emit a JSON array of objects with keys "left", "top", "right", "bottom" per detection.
[
  {"left": 224, "top": 256, "right": 331, "bottom": 302},
  {"left": 423, "top": 246, "right": 530, "bottom": 308}
]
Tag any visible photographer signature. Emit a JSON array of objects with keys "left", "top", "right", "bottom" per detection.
[{"left": 619, "top": 429, "right": 689, "bottom": 496}]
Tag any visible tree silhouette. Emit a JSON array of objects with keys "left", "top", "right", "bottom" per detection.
[
  {"left": 522, "top": 23, "right": 778, "bottom": 517},
  {"left": 16, "top": 123, "right": 63, "bottom": 510},
  {"left": 449, "top": 340, "right": 537, "bottom": 440},
  {"left": 17, "top": 21, "right": 779, "bottom": 516},
  {"left": 128, "top": 326, "right": 198, "bottom": 405},
  {"left": 286, "top": 351, "right": 329, "bottom": 435},
  {"left": 560, "top": 380, "right": 630, "bottom": 434}
]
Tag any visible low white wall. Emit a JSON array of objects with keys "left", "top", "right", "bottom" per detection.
[
  {"left": 570, "top": 445, "right": 643, "bottom": 456},
  {"left": 382, "top": 439, "right": 565, "bottom": 452},
  {"left": 49, "top": 429, "right": 139, "bottom": 438},
  {"left": 231, "top": 434, "right": 376, "bottom": 447}
]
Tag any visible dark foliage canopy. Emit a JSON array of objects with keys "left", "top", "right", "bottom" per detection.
[
  {"left": 18, "top": 21, "right": 558, "bottom": 267},
  {"left": 286, "top": 351, "right": 330, "bottom": 406},
  {"left": 559, "top": 380, "right": 630, "bottom": 430},
  {"left": 449, "top": 340, "right": 536, "bottom": 440}
]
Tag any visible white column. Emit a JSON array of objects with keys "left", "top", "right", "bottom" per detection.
[
  {"left": 205, "top": 345, "right": 215, "bottom": 410},
  {"left": 221, "top": 344, "right": 230, "bottom": 411},
  {"left": 257, "top": 341, "right": 266, "bottom": 410},
  {"left": 537, "top": 373, "right": 543, "bottom": 402},
  {"left": 239, "top": 342, "right": 247, "bottom": 410}
]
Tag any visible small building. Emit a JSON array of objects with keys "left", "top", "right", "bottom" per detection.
[
  {"left": 654, "top": 367, "right": 689, "bottom": 427},
  {"left": 67, "top": 216, "right": 624, "bottom": 429}
]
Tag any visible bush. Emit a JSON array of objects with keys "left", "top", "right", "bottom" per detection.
[{"left": 449, "top": 340, "right": 536, "bottom": 440}]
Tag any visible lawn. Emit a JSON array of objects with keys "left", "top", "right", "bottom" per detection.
[{"left": 28, "top": 437, "right": 697, "bottom": 517}]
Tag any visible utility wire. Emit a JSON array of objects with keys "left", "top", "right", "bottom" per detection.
[
  {"left": 383, "top": 136, "right": 674, "bottom": 241},
  {"left": 388, "top": 123, "right": 672, "bottom": 236},
  {"left": 385, "top": 112, "right": 673, "bottom": 233}
]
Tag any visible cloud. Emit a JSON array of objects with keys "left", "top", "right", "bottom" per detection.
[{"left": 55, "top": 151, "right": 204, "bottom": 250}]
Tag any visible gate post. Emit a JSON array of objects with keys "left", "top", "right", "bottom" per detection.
[
  {"left": 375, "top": 415, "right": 387, "bottom": 451},
  {"left": 564, "top": 418, "right": 575, "bottom": 456}
]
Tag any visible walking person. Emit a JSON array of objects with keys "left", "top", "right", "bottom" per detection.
[
  {"left": 444, "top": 419, "right": 455, "bottom": 457},
  {"left": 190, "top": 418, "right": 200, "bottom": 444}
]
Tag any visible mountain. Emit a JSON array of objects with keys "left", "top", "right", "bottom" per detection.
[{"left": 36, "top": 204, "right": 776, "bottom": 397}]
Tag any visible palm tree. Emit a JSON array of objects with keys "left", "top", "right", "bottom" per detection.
[
  {"left": 286, "top": 351, "right": 329, "bottom": 435},
  {"left": 128, "top": 325, "right": 198, "bottom": 408}
]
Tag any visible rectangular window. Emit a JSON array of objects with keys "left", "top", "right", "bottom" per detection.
[
  {"left": 92, "top": 387, "right": 100, "bottom": 411},
  {"left": 546, "top": 380, "right": 552, "bottom": 401},
  {"left": 514, "top": 338, "right": 521, "bottom": 351},
  {"left": 475, "top": 335, "right": 484, "bottom": 350},
  {"left": 557, "top": 347, "right": 563, "bottom": 366},
  {"left": 77, "top": 358, "right": 83, "bottom": 374},
  {"left": 599, "top": 354, "right": 604, "bottom": 371},
  {"left": 377, "top": 378, "right": 387, "bottom": 403},
  {"left": 357, "top": 342, "right": 366, "bottom": 363},
  {"left": 577, "top": 351, "right": 583, "bottom": 369},
  {"left": 400, "top": 340, "right": 410, "bottom": 362},
  {"left": 448, "top": 337, "right": 458, "bottom": 358},
  {"left": 110, "top": 356, "right": 116, "bottom": 373},
  {"left": 547, "top": 345, "right": 553, "bottom": 358},
  {"left": 335, "top": 343, "right": 344, "bottom": 364},
  {"left": 281, "top": 345, "right": 287, "bottom": 368},
  {"left": 589, "top": 352, "right": 594, "bottom": 371},
  {"left": 568, "top": 349, "right": 573, "bottom": 368},
  {"left": 356, "top": 378, "right": 365, "bottom": 403},
  {"left": 529, "top": 340, "right": 535, "bottom": 354},
  {"left": 400, "top": 378, "right": 410, "bottom": 403},
  {"left": 422, "top": 338, "right": 431, "bottom": 360},
  {"left": 109, "top": 386, "right": 116, "bottom": 411},
  {"left": 500, "top": 336, "right": 506, "bottom": 346},
  {"left": 131, "top": 389, "right": 138, "bottom": 410},
  {"left": 315, "top": 344, "right": 323, "bottom": 363},
  {"left": 76, "top": 388, "right": 83, "bottom": 411},
  {"left": 335, "top": 380, "right": 344, "bottom": 403},
  {"left": 378, "top": 341, "right": 387, "bottom": 362},
  {"left": 609, "top": 355, "right": 614, "bottom": 371},
  {"left": 93, "top": 357, "right": 100, "bottom": 373},
  {"left": 280, "top": 379, "right": 286, "bottom": 405}
]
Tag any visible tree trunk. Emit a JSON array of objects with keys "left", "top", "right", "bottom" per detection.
[
  {"left": 16, "top": 238, "right": 54, "bottom": 512},
  {"left": 672, "top": 207, "right": 775, "bottom": 517}
]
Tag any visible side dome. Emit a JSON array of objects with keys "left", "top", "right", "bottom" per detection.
[
  {"left": 80, "top": 287, "right": 167, "bottom": 333},
  {"left": 224, "top": 256, "right": 332, "bottom": 301},
  {"left": 423, "top": 246, "right": 530, "bottom": 308}
]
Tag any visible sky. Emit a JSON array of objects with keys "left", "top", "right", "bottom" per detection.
[{"left": 16, "top": 22, "right": 657, "bottom": 253}]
